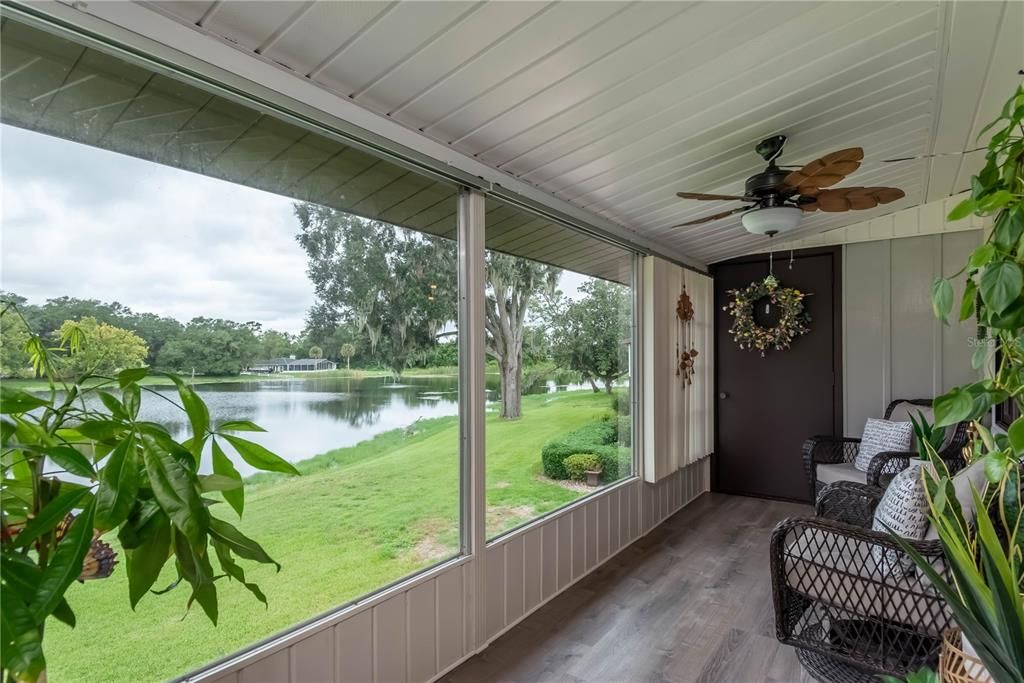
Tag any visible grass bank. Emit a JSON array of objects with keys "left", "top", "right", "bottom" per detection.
[
  {"left": 47, "top": 391, "right": 612, "bottom": 682},
  {"left": 0, "top": 368, "right": 391, "bottom": 392}
]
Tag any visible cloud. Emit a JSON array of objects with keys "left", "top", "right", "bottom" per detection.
[{"left": 1, "top": 124, "right": 314, "bottom": 333}]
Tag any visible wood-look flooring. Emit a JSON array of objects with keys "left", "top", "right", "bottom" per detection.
[{"left": 444, "top": 493, "right": 815, "bottom": 683}]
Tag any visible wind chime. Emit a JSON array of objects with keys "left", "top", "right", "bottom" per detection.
[{"left": 676, "top": 286, "right": 697, "bottom": 385}]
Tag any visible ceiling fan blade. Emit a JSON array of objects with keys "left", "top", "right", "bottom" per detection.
[
  {"left": 676, "top": 191, "right": 753, "bottom": 201},
  {"left": 814, "top": 186, "right": 905, "bottom": 212},
  {"left": 784, "top": 147, "right": 864, "bottom": 189},
  {"left": 670, "top": 205, "right": 753, "bottom": 228},
  {"left": 801, "top": 202, "right": 819, "bottom": 213}
]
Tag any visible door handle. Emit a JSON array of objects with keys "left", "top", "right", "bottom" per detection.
[{"left": 719, "top": 392, "right": 728, "bottom": 400}]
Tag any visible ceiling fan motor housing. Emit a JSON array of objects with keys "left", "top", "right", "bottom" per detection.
[{"left": 744, "top": 166, "right": 792, "bottom": 202}]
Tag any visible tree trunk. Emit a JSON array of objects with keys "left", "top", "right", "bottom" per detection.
[
  {"left": 603, "top": 377, "right": 614, "bottom": 393},
  {"left": 587, "top": 377, "right": 600, "bottom": 393},
  {"left": 500, "top": 357, "right": 522, "bottom": 419},
  {"left": 345, "top": 357, "right": 350, "bottom": 370}
]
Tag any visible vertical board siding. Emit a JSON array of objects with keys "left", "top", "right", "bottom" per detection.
[
  {"left": 191, "top": 464, "right": 708, "bottom": 683},
  {"left": 291, "top": 630, "right": 333, "bottom": 683},
  {"left": 406, "top": 582, "right": 437, "bottom": 683},
  {"left": 845, "top": 231, "right": 982, "bottom": 432}
]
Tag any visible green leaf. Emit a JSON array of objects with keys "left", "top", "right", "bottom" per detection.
[
  {"left": 1, "top": 590, "right": 46, "bottom": 681},
  {"left": 947, "top": 197, "right": 977, "bottom": 221},
  {"left": 75, "top": 419, "right": 122, "bottom": 441},
  {"left": 933, "top": 388, "right": 973, "bottom": 427},
  {"left": 124, "top": 510, "right": 172, "bottom": 609},
  {"left": 0, "top": 552, "right": 73, "bottom": 626},
  {"left": 117, "top": 499, "right": 160, "bottom": 550},
  {"left": 931, "top": 277, "right": 953, "bottom": 323},
  {"left": 13, "top": 487, "right": 89, "bottom": 549},
  {"left": 141, "top": 435, "right": 208, "bottom": 547},
  {"left": 208, "top": 516, "right": 280, "bottom": 570},
  {"left": 992, "top": 208, "right": 1024, "bottom": 249},
  {"left": 122, "top": 383, "right": 140, "bottom": 421},
  {"left": 172, "top": 529, "right": 218, "bottom": 624},
  {"left": 984, "top": 452, "right": 1009, "bottom": 483},
  {"left": 44, "top": 445, "right": 95, "bottom": 479},
  {"left": 215, "top": 420, "right": 266, "bottom": 433},
  {"left": 979, "top": 260, "right": 1023, "bottom": 314},
  {"left": 31, "top": 499, "right": 95, "bottom": 623},
  {"left": 164, "top": 375, "right": 209, "bottom": 444},
  {"left": 968, "top": 243, "right": 996, "bottom": 269},
  {"left": 95, "top": 436, "right": 138, "bottom": 531},
  {"left": 222, "top": 434, "right": 299, "bottom": 476},
  {"left": 971, "top": 342, "right": 989, "bottom": 370},
  {"left": 1007, "top": 418, "right": 1024, "bottom": 455},
  {"left": 977, "top": 189, "right": 1014, "bottom": 212},
  {"left": 117, "top": 367, "right": 148, "bottom": 388},
  {"left": 0, "top": 386, "right": 48, "bottom": 414},
  {"left": 213, "top": 541, "right": 267, "bottom": 606},
  {"left": 96, "top": 391, "right": 128, "bottom": 421},
  {"left": 211, "top": 440, "right": 243, "bottom": 517}
]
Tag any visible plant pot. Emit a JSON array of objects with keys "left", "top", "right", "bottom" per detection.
[
  {"left": 585, "top": 470, "right": 602, "bottom": 487},
  {"left": 940, "top": 629, "right": 992, "bottom": 683}
]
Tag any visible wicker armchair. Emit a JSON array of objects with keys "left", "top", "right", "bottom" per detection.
[
  {"left": 771, "top": 481, "right": 953, "bottom": 680},
  {"left": 803, "top": 398, "right": 970, "bottom": 499}
]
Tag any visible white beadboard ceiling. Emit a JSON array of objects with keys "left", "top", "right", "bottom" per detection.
[{"left": 39, "top": 1, "right": 1024, "bottom": 263}]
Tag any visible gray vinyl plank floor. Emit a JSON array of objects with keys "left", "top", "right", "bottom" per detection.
[{"left": 444, "top": 493, "right": 816, "bottom": 683}]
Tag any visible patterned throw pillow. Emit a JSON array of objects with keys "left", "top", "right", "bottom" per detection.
[
  {"left": 871, "top": 460, "right": 931, "bottom": 576},
  {"left": 854, "top": 418, "right": 913, "bottom": 472}
]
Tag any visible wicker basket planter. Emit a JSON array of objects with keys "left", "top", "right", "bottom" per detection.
[{"left": 940, "top": 630, "right": 992, "bottom": 683}]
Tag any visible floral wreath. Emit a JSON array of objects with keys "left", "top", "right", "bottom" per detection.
[{"left": 724, "top": 274, "right": 811, "bottom": 356}]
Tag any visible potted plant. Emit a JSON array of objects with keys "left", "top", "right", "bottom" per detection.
[
  {"left": 889, "top": 84, "right": 1024, "bottom": 683},
  {"left": 0, "top": 305, "right": 299, "bottom": 683},
  {"left": 563, "top": 453, "right": 603, "bottom": 486}
]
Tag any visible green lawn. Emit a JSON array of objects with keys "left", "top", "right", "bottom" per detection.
[{"left": 46, "top": 391, "right": 612, "bottom": 682}]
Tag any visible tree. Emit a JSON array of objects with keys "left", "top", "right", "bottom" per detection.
[
  {"left": 294, "top": 203, "right": 456, "bottom": 377},
  {"left": 0, "top": 303, "right": 33, "bottom": 378},
  {"left": 308, "top": 345, "right": 323, "bottom": 359},
  {"left": 339, "top": 342, "right": 356, "bottom": 369},
  {"left": 56, "top": 317, "right": 148, "bottom": 378},
  {"left": 156, "top": 317, "right": 259, "bottom": 376},
  {"left": 258, "top": 329, "right": 300, "bottom": 360},
  {"left": 128, "top": 312, "right": 184, "bottom": 365},
  {"left": 484, "top": 254, "right": 560, "bottom": 418},
  {"left": 551, "top": 279, "right": 630, "bottom": 393}
]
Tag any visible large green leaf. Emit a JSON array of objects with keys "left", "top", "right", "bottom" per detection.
[
  {"left": 222, "top": 434, "right": 299, "bottom": 476},
  {"left": 13, "top": 487, "right": 89, "bottom": 550},
  {"left": 216, "top": 420, "right": 266, "bottom": 433},
  {"left": 30, "top": 499, "right": 95, "bottom": 624},
  {"left": 208, "top": 516, "right": 280, "bottom": 570},
  {"left": 933, "top": 388, "right": 974, "bottom": 427},
  {"left": 211, "top": 439, "right": 243, "bottom": 517},
  {"left": 931, "top": 277, "right": 954, "bottom": 323},
  {"left": 117, "top": 367, "right": 148, "bottom": 388},
  {"left": 1008, "top": 418, "right": 1024, "bottom": 455},
  {"left": 0, "top": 387, "right": 48, "bottom": 414},
  {"left": 213, "top": 541, "right": 267, "bottom": 606},
  {"left": 124, "top": 510, "right": 172, "bottom": 609},
  {"left": 43, "top": 446, "right": 94, "bottom": 479},
  {"left": 141, "top": 435, "right": 207, "bottom": 547},
  {"left": 0, "top": 553, "right": 75, "bottom": 629},
  {"left": 961, "top": 278, "right": 979, "bottom": 321},
  {"left": 122, "top": 383, "right": 140, "bottom": 421},
  {"left": 95, "top": 436, "right": 138, "bottom": 531},
  {"left": 96, "top": 392, "right": 128, "bottom": 421},
  {"left": 172, "top": 530, "right": 218, "bottom": 624},
  {"left": 164, "top": 375, "right": 209, "bottom": 444},
  {"left": 948, "top": 197, "right": 977, "bottom": 221},
  {"left": 1, "top": 589, "right": 45, "bottom": 682},
  {"left": 980, "top": 260, "right": 1023, "bottom": 314}
]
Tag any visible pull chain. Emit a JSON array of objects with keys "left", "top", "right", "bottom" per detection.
[
  {"left": 766, "top": 250, "right": 773, "bottom": 314},
  {"left": 789, "top": 249, "right": 794, "bottom": 270}
]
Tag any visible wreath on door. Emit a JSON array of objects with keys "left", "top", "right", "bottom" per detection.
[{"left": 724, "top": 274, "right": 811, "bottom": 356}]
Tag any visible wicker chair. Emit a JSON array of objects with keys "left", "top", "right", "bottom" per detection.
[
  {"left": 803, "top": 398, "right": 970, "bottom": 499},
  {"left": 770, "top": 481, "right": 954, "bottom": 681}
]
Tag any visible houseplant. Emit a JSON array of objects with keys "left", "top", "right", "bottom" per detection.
[
  {"left": 891, "top": 84, "right": 1024, "bottom": 683},
  {"left": 0, "top": 304, "right": 299, "bottom": 683}
]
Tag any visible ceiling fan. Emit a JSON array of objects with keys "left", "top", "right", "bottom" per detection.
[{"left": 672, "top": 135, "right": 906, "bottom": 236}]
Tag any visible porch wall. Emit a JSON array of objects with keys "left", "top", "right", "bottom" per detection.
[
  {"left": 843, "top": 229, "right": 984, "bottom": 435},
  {"left": 192, "top": 460, "right": 710, "bottom": 683}
]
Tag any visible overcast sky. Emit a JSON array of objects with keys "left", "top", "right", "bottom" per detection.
[{"left": 1, "top": 124, "right": 589, "bottom": 335}]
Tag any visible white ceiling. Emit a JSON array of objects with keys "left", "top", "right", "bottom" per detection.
[{"left": 59, "top": 1, "right": 1024, "bottom": 262}]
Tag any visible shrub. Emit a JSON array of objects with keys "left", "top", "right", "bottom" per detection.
[
  {"left": 610, "top": 389, "right": 631, "bottom": 416},
  {"left": 617, "top": 415, "right": 632, "bottom": 446},
  {"left": 564, "top": 453, "right": 602, "bottom": 481},
  {"left": 541, "top": 420, "right": 624, "bottom": 480}
]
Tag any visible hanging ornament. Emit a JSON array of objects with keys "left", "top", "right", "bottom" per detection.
[
  {"left": 676, "top": 287, "right": 698, "bottom": 385},
  {"left": 723, "top": 275, "right": 812, "bottom": 357}
]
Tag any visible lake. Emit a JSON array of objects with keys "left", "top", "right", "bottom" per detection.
[{"left": 130, "top": 373, "right": 592, "bottom": 475}]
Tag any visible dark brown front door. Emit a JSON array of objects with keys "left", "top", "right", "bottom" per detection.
[{"left": 712, "top": 247, "right": 841, "bottom": 502}]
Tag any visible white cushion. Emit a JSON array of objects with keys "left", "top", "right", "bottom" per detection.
[
  {"left": 816, "top": 462, "right": 865, "bottom": 486},
  {"left": 855, "top": 418, "right": 913, "bottom": 472},
  {"left": 872, "top": 461, "right": 932, "bottom": 575},
  {"left": 924, "top": 458, "right": 989, "bottom": 540}
]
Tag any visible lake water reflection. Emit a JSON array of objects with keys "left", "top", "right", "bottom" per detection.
[{"left": 130, "top": 373, "right": 586, "bottom": 475}]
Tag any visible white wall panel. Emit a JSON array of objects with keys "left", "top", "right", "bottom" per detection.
[
  {"left": 291, "top": 630, "right": 333, "bottom": 683},
  {"left": 435, "top": 568, "right": 464, "bottom": 674},
  {"left": 406, "top": 583, "right": 437, "bottom": 683},
  {"left": 335, "top": 609, "right": 372, "bottom": 683},
  {"left": 373, "top": 595, "right": 407, "bottom": 683},
  {"left": 523, "top": 528, "right": 542, "bottom": 614},
  {"left": 504, "top": 536, "right": 525, "bottom": 625},
  {"left": 844, "top": 230, "right": 983, "bottom": 434},
  {"left": 239, "top": 650, "right": 289, "bottom": 683}
]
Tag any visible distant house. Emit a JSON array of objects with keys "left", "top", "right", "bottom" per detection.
[{"left": 248, "top": 357, "right": 337, "bottom": 373}]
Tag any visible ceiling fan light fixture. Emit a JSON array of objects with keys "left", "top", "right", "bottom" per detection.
[{"left": 741, "top": 206, "right": 802, "bottom": 236}]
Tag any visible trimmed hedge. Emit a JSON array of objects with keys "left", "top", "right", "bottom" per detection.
[{"left": 541, "top": 419, "right": 630, "bottom": 482}]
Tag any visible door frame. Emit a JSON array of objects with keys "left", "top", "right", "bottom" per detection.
[{"left": 709, "top": 245, "right": 844, "bottom": 500}]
